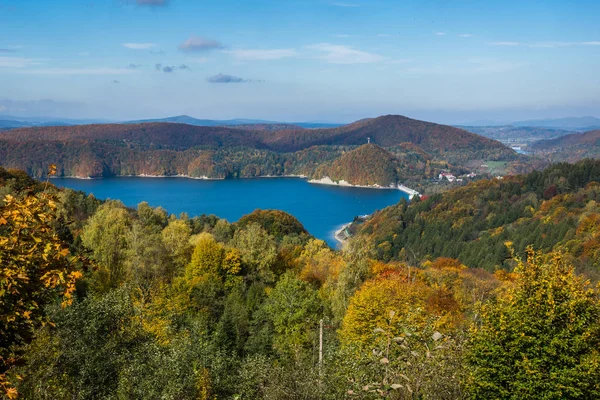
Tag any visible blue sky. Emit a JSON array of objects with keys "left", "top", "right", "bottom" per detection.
[{"left": 0, "top": 0, "right": 599, "bottom": 123}]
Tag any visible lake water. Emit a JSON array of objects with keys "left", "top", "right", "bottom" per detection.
[{"left": 55, "top": 177, "right": 409, "bottom": 247}]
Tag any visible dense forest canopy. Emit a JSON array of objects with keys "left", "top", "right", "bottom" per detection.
[
  {"left": 352, "top": 159, "right": 600, "bottom": 278},
  {"left": 1, "top": 161, "right": 600, "bottom": 398}
]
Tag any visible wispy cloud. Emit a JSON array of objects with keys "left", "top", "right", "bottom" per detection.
[
  {"left": 112, "top": 80, "right": 120, "bottom": 84},
  {"left": 377, "top": 34, "right": 391, "bottom": 37},
  {"left": 334, "top": 34, "right": 351, "bottom": 38},
  {"left": 490, "top": 41, "right": 521, "bottom": 46},
  {"left": 128, "top": 63, "right": 142, "bottom": 69},
  {"left": 123, "top": 43, "right": 156, "bottom": 49},
  {"left": 308, "top": 43, "right": 384, "bottom": 64},
  {"left": 0, "top": 56, "right": 44, "bottom": 68},
  {"left": 0, "top": 48, "right": 18, "bottom": 53},
  {"left": 435, "top": 32, "right": 447, "bottom": 36},
  {"left": 458, "top": 34, "right": 474, "bottom": 38},
  {"left": 18, "top": 68, "right": 136, "bottom": 75},
  {"left": 331, "top": 2, "right": 359, "bottom": 7},
  {"left": 490, "top": 41, "right": 600, "bottom": 48},
  {"left": 155, "top": 63, "right": 190, "bottom": 73},
  {"left": 179, "top": 36, "right": 224, "bottom": 52},
  {"left": 207, "top": 73, "right": 249, "bottom": 83},
  {"left": 223, "top": 48, "right": 297, "bottom": 61}
]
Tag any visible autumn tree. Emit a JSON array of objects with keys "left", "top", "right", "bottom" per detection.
[
  {"left": 232, "top": 223, "right": 277, "bottom": 283},
  {"left": 467, "top": 249, "right": 600, "bottom": 399},
  {"left": 161, "top": 218, "right": 193, "bottom": 271},
  {"left": 0, "top": 192, "right": 84, "bottom": 398},
  {"left": 81, "top": 200, "right": 132, "bottom": 291}
]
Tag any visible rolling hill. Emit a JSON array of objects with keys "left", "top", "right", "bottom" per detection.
[
  {"left": 531, "top": 129, "right": 600, "bottom": 150},
  {"left": 349, "top": 159, "right": 600, "bottom": 275},
  {"left": 459, "top": 125, "right": 574, "bottom": 144},
  {"left": 0, "top": 115, "right": 516, "bottom": 184},
  {"left": 260, "top": 115, "right": 512, "bottom": 160},
  {"left": 0, "top": 123, "right": 267, "bottom": 150},
  {"left": 528, "top": 129, "right": 600, "bottom": 162}
]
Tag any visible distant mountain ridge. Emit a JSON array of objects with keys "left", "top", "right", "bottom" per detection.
[
  {"left": 124, "top": 115, "right": 342, "bottom": 129},
  {"left": 512, "top": 116, "right": 600, "bottom": 131}
]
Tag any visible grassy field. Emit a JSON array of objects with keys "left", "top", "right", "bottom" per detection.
[{"left": 483, "top": 161, "right": 509, "bottom": 175}]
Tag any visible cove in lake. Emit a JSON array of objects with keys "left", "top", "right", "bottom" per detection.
[{"left": 55, "top": 177, "right": 409, "bottom": 247}]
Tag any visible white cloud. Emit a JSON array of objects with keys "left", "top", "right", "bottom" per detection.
[
  {"left": 18, "top": 68, "right": 137, "bottom": 75},
  {"left": 0, "top": 56, "right": 44, "bottom": 68},
  {"left": 123, "top": 43, "right": 156, "bottom": 50},
  {"left": 490, "top": 41, "right": 521, "bottom": 46},
  {"left": 458, "top": 34, "right": 474, "bottom": 38},
  {"left": 178, "top": 36, "right": 223, "bottom": 52},
  {"left": 123, "top": 43, "right": 156, "bottom": 49},
  {"left": 435, "top": 32, "right": 447, "bottom": 36},
  {"left": 334, "top": 34, "right": 351, "bottom": 38},
  {"left": 308, "top": 43, "right": 384, "bottom": 64},
  {"left": 490, "top": 40, "right": 600, "bottom": 48},
  {"left": 223, "top": 48, "right": 298, "bottom": 61}
]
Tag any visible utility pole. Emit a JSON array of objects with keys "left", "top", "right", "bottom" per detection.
[{"left": 319, "top": 319, "right": 324, "bottom": 373}]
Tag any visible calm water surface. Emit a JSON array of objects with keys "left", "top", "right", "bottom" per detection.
[{"left": 55, "top": 177, "right": 408, "bottom": 247}]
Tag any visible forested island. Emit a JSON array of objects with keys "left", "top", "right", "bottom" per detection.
[{"left": 1, "top": 160, "right": 600, "bottom": 399}]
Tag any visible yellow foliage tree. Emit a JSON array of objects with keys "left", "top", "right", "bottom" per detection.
[
  {"left": 340, "top": 273, "right": 432, "bottom": 347},
  {"left": 0, "top": 192, "right": 85, "bottom": 398}
]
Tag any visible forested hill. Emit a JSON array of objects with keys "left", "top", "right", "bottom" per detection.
[
  {"left": 529, "top": 129, "right": 600, "bottom": 162},
  {"left": 260, "top": 115, "right": 513, "bottom": 159},
  {"left": 0, "top": 123, "right": 268, "bottom": 150},
  {"left": 1, "top": 115, "right": 512, "bottom": 156},
  {"left": 313, "top": 144, "right": 402, "bottom": 187},
  {"left": 531, "top": 129, "right": 600, "bottom": 150},
  {"left": 352, "top": 158, "right": 600, "bottom": 277},
  {"left": 0, "top": 114, "right": 516, "bottom": 182}
]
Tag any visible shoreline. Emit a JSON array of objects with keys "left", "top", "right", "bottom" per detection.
[
  {"left": 51, "top": 174, "right": 419, "bottom": 197},
  {"left": 334, "top": 222, "right": 352, "bottom": 244},
  {"left": 309, "top": 176, "right": 419, "bottom": 198}
]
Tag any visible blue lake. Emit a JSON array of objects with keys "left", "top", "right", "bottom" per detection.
[{"left": 54, "top": 177, "right": 409, "bottom": 247}]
